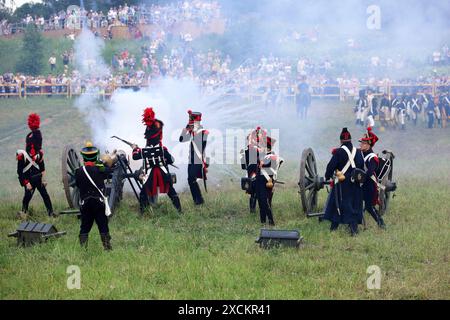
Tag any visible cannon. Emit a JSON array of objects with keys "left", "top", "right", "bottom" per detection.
[
  {"left": 61, "top": 145, "right": 142, "bottom": 214},
  {"left": 298, "top": 148, "right": 397, "bottom": 218}
]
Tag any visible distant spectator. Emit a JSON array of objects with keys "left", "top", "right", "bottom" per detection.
[
  {"left": 62, "top": 51, "right": 70, "bottom": 67},
  {"left": 49, "top": 55, "right": 57, "bottom": 72}
]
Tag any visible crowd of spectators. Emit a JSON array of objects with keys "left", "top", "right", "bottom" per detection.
[
  {"left": 2, "top": 50, "right": 449, "bottom": 99},
  {"left": 0, "top": 1, "right": 222, "bottom": 36}
]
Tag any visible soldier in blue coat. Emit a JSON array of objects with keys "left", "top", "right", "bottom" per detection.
[
  {"left": 359, "top": 127, "right": 385, "bottom": 229},
  {"left": 323, "top": 128, "right": 364, "bottom": 236}
]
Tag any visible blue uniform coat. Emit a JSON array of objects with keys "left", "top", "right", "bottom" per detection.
[{"left": 323, "top": 142, "right": 364, "bottom": 224}]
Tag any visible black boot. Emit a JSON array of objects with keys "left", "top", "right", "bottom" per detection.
[
  {"left": 189, "top": 182, "right": 204, "bottom": 205},
  {"left": 249, "top": 195, "right": 257, "bottom": 213},
  {"left": 48, "top": 209, "right": 58, "bottom": 217},
  {"left": 189, "top": 181, "right": 203, "bottom": 205},
  {"left": 350, "top": 223, "right": 359, "bottom": 236},
  {"left": 195, "top": 196, "right": 204, "bottom": 205},
  {"left": 100, "top": 233, "right": 112, "bottom": 251},
  {"left": 171, "top": 195, "right": 182, "bottom": 213},
  {"left": 368, "top": 208, "right": 379, "bottom": 224},
  {"left": 330, "top": 221, "right": 339, "bottom": 231},
  {"left": 369, "top": 208, "right": 385, "bottom": 229},
  {"left": 139, "top": 191, "right": 149, "bottom": 215},
  {"left": 378, "top": 216, "right": 386, "bottom": 229},
  {"left": 79, "top": 233, "right": 88, "bottom": 248}
]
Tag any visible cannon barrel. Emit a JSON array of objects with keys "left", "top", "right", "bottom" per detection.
[
  {"left": 61, "top": 145, "right": 136, "bottom": 215},
  {"left": 100, "top": 150, "right": 127, "bottom": 168}
]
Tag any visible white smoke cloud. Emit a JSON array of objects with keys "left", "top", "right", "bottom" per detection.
[
  {"left": 71, "top": 18, "right": 320, "bottom": 193},
  {"left": 74, "top": 28, "right": 110, "bottom": 79}
]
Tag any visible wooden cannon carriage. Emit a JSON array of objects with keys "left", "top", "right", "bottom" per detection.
[
  {"left": 298, "top": 148, "right": 397, "bottom": 218},
  {"left": 61, "top": 145, "right": 142, "bottom": 215}
]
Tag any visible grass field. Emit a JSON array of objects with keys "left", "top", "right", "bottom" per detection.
[{"left": 0, "top": 96, "right": 449, "bottom": 299}]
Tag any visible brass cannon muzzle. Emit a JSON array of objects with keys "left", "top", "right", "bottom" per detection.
[{"left": 100, "top": 150, "right": 125, "bottom": 168}]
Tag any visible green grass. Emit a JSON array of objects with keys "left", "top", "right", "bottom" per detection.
[
  {"left": 0, "top": 37, "right": 74, "bottom": 75},
  {"left": 0, "top": 97, "right": 449, "bottom": 299}
]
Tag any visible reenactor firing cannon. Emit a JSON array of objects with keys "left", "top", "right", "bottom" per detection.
[
  {"left": 61, "top": 142, "right": 142, "bottom": 214},
  {"left": 61, "top": 135, "right": 179, "bottom": 214},
  {"left": 298, "top": 147, "right": 397, "bottom": 218}
]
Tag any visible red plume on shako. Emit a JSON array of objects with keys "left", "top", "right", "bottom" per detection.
[
  {"left": 27, "top": 113, "right": 40, "bottom": 131},
  {"left": 359, "top": 127, "right": 379, "bottom": 147},
  {"left": 142, "top": 107, "right": 155, "bottom": 126}
]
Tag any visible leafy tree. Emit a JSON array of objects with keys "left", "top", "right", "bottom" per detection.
[
  {"left": 0, "top": 7, "right": 12, "bottom": 21},
  {"left": 12, "top": 3, "right": 52, "bottom": 21},
  {"left": 16, "top": 25, "right": 45, "bottom": 76}
]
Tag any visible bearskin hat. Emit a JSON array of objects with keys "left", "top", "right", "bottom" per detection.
[
  {"left": 142, "top": 107, "right": 155, "bottom": 126},
  {"left": 340, "top": 127, "right": 352, "bottom": 141},
  {"left": 28, "top": 113, "right": 40, "bottom": 131}
]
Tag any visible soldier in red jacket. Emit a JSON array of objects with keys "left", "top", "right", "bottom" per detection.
[
  {"left": 16, "top": 113, "right": 55, "bottom": 219},
  {"left": 132, "top": 107, "right": 181, "bottom": 213}
]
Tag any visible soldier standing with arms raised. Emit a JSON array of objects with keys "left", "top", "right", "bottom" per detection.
[{"left": 179, "top": 110, "right": 209, "bottom": 205}]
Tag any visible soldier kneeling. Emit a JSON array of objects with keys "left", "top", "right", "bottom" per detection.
[{"left": 75, "top": 142, "right": 112, "bottom": 250}]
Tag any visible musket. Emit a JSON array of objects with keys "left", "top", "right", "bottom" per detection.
[
  {"left": 111, "top": 136, "right": 136, "bottom": 148},
  {"left": 111, "top": 135, "right": 179, "bottom": 169},
  {"left": 170, "top": 163, "right": 180, "bottom": 170}
]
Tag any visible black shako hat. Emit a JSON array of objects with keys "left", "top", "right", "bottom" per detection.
[{"left": 340, "top": 127, "right": 352, "bottom": 141}]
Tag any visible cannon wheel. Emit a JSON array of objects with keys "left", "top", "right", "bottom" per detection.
[
  {"left": 62, "top": 145, "right": 81, "bottom": 209},
  {"left": 298, "top": 148, "right": 319, "bottom": 215},
  {"left": 378, "top": 152, "right": 395, "bottom": 216}
]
